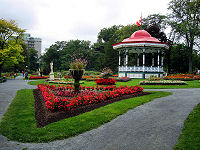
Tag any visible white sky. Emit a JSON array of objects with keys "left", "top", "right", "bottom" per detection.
[{"left": 0, "top": 0, "right": 170, "bottom": 53}]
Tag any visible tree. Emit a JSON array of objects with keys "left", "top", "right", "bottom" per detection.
[
  {"left": 41, "top": 40, "right": 91, "bottom": 72},
  {"left": 170, "top": 43, "right": 189, "bottom": 73},
  {"left": 170, "top": 43, "right": 200, "bottom": 73},
  {"left": 96, "top": 25, "right": 122, "bottom": 72},
  {"left": 61, "top": 40, "right": 91, "bottom": 70},
  {"left": 0, "top": 18, "right": 25, "bottom": 75},
  {"left": 28, "top": 48, "right": 39, "bottom": 71},
  {"left": 115, "top": 24, "right": 139, "bottom": 42},
  {"left": 142, "top": 14, "right": 180, "bottom": 73},
  {"left": 97, "top": 25, "right": 122, "bottom": 43},
  {"left": 142, "top": 14, "right": 168, "bottom": 31},
  {"left": 168, "top": 0, "right": 200, "bottom": 72},
  {"left": 41, "top": 41, "right": 64, "bottom": 73}
]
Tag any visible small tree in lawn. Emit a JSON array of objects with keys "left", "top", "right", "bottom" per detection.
[
  {"left": 101, "top": 67, "right": 113, "bottom": 78},
  {"left": 96, "top": 67, "right": 116, "bottom": 85}
]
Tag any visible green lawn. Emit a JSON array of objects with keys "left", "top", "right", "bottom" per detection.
[
  {"left": 1, "top": 77, "right": 200, "bottom": 145},
  {"left": 0, "top": 89, "right": 171, "bottom": 143},
  {"left": 174, "top": 102, "right": 200, "bottom": 150},
  {"left": 28, "top": 79, "right": 200, "bottom": 89}
]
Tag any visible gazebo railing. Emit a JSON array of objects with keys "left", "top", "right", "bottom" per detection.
[{"left": 119, "top": 66, "right": 163, "bottom": 72}]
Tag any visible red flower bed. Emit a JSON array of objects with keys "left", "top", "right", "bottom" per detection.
[
  {"left": 29, "top": 76, "right": 49, "bottom": 80},
  {"left": 96, "top": 78, "right": 116, "bottom": 85},
  {"left": 37, "top": 84, "right": 143, "bottom": 112},
  {"left": 64, "top": 75, "right": 72, "bottom": 79},
  {"left": 164, "top": 74, "right": 196, "bottom": 81},
  {"left": 193, "top": 75, "right": 200, "bottom": 80}
]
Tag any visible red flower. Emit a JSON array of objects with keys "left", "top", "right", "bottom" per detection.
[
  {"left": 37, "top": 84, "right": 143, "bottom": 112},
  {"left": 96, "top": 78, "right": 116, "bottom": 85},
  {"left": 29, "top": 76, "right": 49, "bottom": 79}
]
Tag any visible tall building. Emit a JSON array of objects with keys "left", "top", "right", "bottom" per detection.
[{"left": 23, "top": 33, "right": 42, "bottom": 58}]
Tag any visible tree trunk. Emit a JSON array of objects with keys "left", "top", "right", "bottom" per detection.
[
  {"left": 188, "top": 54, "right": 192, "bottom": 73},
  {"left": 188, "top": 43, "right": 194, "bottom": 73},
  {"left": 0, "top": 64, "right": 3, "bottom": 77}
]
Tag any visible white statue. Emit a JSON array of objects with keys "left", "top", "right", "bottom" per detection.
[
  {"left": 49, "top": 61, "right": 54, "bottom": 80},
  {"left": 38, "top": 68, "right": 41, "bottom": 76},
  {"left": 50, "top": 61, "right": 53, "bottom": 73}
]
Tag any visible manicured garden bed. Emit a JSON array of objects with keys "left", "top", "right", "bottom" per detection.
[
  {"left": 37, "top": 84, "right": 143, "bottom": 111},
  {"left": 34, "top": 85, "right": 148, "bottom": 127},
  {"left": 0, "top": 89, "right": 171, "bottom": 142}
]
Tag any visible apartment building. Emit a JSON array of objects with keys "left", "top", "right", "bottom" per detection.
[{"left": 23, "top": 33, "right": 42, "bottom": 58}]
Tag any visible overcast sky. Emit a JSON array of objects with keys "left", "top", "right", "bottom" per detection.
[{"left": 1, "top": 0, "right": 170, "bottom": 53}]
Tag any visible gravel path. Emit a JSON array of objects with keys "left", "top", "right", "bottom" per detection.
[{"left": 0, "top": 77, "right": 200, "bottom": 150}]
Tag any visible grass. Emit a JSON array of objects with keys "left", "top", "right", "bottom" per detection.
[
  {"left": 28, "top": 79, "right": 200, "bottom": 89},
  {"left": 0, "top": 89, "right": 171, "bottom": 143},
  {"left": 174, "top": 102, "right": 200, "bottom": 150},
  {"left": 28, "top": 79, "right": 48, "bottom": 85},
  {"left": 1, "top": 73, "right": 21, "bottom": 79}
]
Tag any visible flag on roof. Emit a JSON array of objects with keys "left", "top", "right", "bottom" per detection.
[{"left": 136, "top": 16, "right": 142, "bottom": 26}]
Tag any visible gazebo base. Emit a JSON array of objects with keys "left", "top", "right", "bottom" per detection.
[{"left": 119, "top": 72, "right": 164, "bottom": 79}]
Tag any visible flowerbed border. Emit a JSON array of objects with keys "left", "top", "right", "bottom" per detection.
[
  {"left": 29, "top": 76, "right": 49, "bottom": 80},
  {"left": 164, "top": 78, "right": 194, "bottom": 81},
  {"left": 139, "top": 80, "right": 187, "bottom": 85},
  {"left": 48, "top": 81, "right": 84, "bottom": 85},
  {"left": 34, "top": 89, "right": 149, "bottom": 128}
]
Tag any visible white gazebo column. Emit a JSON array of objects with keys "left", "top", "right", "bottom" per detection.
[
  {"left": 157, "top": 49, "right": 160, "bottom": 72},
  {"left": 137, "top": 53, "right": 140, "bottom": 66},
  {"left": 152, "top": 53, "right": 154, "bottom": 66},
  {"left": 119, "top": 50, "right": 121, "bottom": 66},
  {"left": 124, "top": 51, "right": 126, "bottom": 66},
  {"left": 143, "top": 48, "right": 145, "bottom": 72},
  {"left": 161, "top": 51, "right": 164, "bottom": 72},
  {"left": 125, "top": 48, "right": 128, "bottom": 66}
]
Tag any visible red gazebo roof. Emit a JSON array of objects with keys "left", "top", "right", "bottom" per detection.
[
  {"left": 113, "top": 30, "right": 169, "bottom": 49},
  {"left": 122, "top": 30, "right": 160, "bottom": 43}
]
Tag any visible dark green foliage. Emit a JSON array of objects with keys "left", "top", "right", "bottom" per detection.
[
  {"left": 104, "top": 40, "right": 118, "bottom": 72},
  {"left": 61, "top": 40, "right": 91, "bottom": 70},
  {"left": 170, "top": 43, "right": 200, "bottom": 73},
  {"left": 170, "top": 44, "right": 189, "bottom": 73},
  {"left": 145, "top": 25, "right": 167, "bottom": 42},
  {"left": 97, "top": 25, "right": 122, "bottom": 43},
  {"left": 115, "top": 24, "right": 139, "bottom": 42},
  {"left": 41, "top": 41, "right": 65, "bottom": 72},
  {"left": 142, "top": 14, "right": 168, "bottom": 31},
  {"left": 168, "top": 0, "right": 200, "bottom": 72},
  {"left": 28, "top": 48, "right": 39, "bottom": 71}
]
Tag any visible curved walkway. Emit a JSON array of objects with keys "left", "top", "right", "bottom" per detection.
[
  {"left": 0, "top": 77, "right": 200, "bottom": 150},
  {"left": 0, "top": 75, "right": 36, "bottom": 120}
]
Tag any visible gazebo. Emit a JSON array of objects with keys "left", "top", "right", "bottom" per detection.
[{"left": 113, "top": 30, "right": 169, "bottom": 79}]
